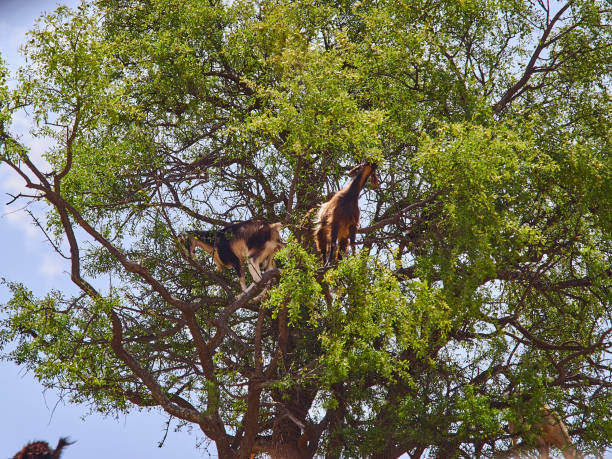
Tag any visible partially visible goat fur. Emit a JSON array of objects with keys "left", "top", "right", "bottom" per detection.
[
  {"left": 505, "top": 405, "right": 583, "bottom": 459},
  {"left": 13, "top": 438, "right": 74, "bottom": 459},
  {"left": 180, "top": 220, "right": 284, "bottom": 290},
  {"left": 314, "top": 163, "right": 378, "bottom": 265}
]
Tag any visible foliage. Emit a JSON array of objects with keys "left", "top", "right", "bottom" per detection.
[{"left": 1, "top": 0, "right": 611, "bottom": 457}]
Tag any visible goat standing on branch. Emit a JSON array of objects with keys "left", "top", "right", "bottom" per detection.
[
  {"left": 505, "top": 405, "right": 584, "bottom": 459},
  {"left": 13, "top": 437, "right": 74, "bottom": 459},
  {"left": 179, "top": 220, "right": 284, "bottom": 290},
  {"left": 314, "top": 162, "right": 378, "bottom": 266}
]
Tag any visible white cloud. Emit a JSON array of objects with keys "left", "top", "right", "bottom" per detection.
[
  {"left": 39, "top": 253, "right": 67, "bottom": 280},
  {"left": 1, "top": 109, "right": 57, "bottom": 249},
  {"left": 1, "top": 167, "right": 29, "bottom": 196},
  {"left": 4, "top": 108, "right": 56, "bottom": 171},
  {"left": 3, "top": 204, "right": 39, "bottom": 240},
  {"left": 2, "top": 203, "right": 70, "bottom": 283},
  {"left": 1, "top": 3, "right": 65, "bottom": 254},
  {"left": 0, "top": 21, "right": 29, "bottom": 76}
]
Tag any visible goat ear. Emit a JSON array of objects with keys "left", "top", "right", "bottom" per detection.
[{"left": 270, "top": 222, "right": 283, "bottom": 231}]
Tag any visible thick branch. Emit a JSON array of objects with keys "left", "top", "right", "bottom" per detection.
[
  {"left": 182, "top": 309, "right": 234, "bottom": 457},
  {"left": 209, "top": 269, "right": 280, "bottom": 350}
]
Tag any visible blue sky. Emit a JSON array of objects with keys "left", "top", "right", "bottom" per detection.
[{"left": 0, "top": 1, "right": 211, "bottom": 457}]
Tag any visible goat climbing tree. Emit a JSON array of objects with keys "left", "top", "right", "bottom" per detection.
[{"left": 1, "top": 0, "right": 611, "bottom": 457}]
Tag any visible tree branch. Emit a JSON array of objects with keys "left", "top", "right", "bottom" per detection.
[{"left": 493, "top": 1, "right": 573, "bottom": 113}]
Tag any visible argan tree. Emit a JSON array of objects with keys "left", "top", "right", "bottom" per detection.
[{"left": 1, "top": 0, "right": 611, "bottom": 457}]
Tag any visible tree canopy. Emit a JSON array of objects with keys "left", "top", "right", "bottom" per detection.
[{"left": 1, "top": 0, "right": 611, "bottom": 457}]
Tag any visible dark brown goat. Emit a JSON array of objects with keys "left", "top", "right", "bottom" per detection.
[
  {"left": 179, "top": 220, "right": 284, "bottom": 290},
  {"left": 314, "top": 163, "right": 378, "bottom": 265},
  {"left": 13, "top": 438, "right": 74, "bottom": 459}
]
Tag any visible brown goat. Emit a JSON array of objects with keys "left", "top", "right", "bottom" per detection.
[
  {"left": 13, "top": 438, "right": 74, "bottom": 459},
  {"left": 507, "top": 405, "right": 583, "bottom": 459},
  {"left": 179, "top": 220, "right": 284, "bottom": 290},
  {"left": 314, "top": 163, "right": 378, "bottom": 265}
]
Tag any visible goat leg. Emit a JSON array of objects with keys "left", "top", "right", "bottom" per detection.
[
  {"left": 326, "top": 225, "right": 340, "bottom": 266},
  {"left": 231, "top": 259, "right": 247, "bottom": 291},
  {"left": 349, "top": 224, "right": 357, "bottom": 256},
  {"left": 338, "top": 238, "right": 348, "bottom": 260},
  {"left": 247, "top": 257, "right": 263, "bottom": 283}
]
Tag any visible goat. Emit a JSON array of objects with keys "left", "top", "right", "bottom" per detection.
[
  {"left": 179, "top": 220, "right": 284, "bottom": 290},
  {"left": 506, "top": 405, "right": 583, "bottom": 459},
  {"left": 314, "top": 162, "right": 378, "bottom": 265},
  {"left": 13, "top": 437, "right": 74, "bottom": 459}
]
